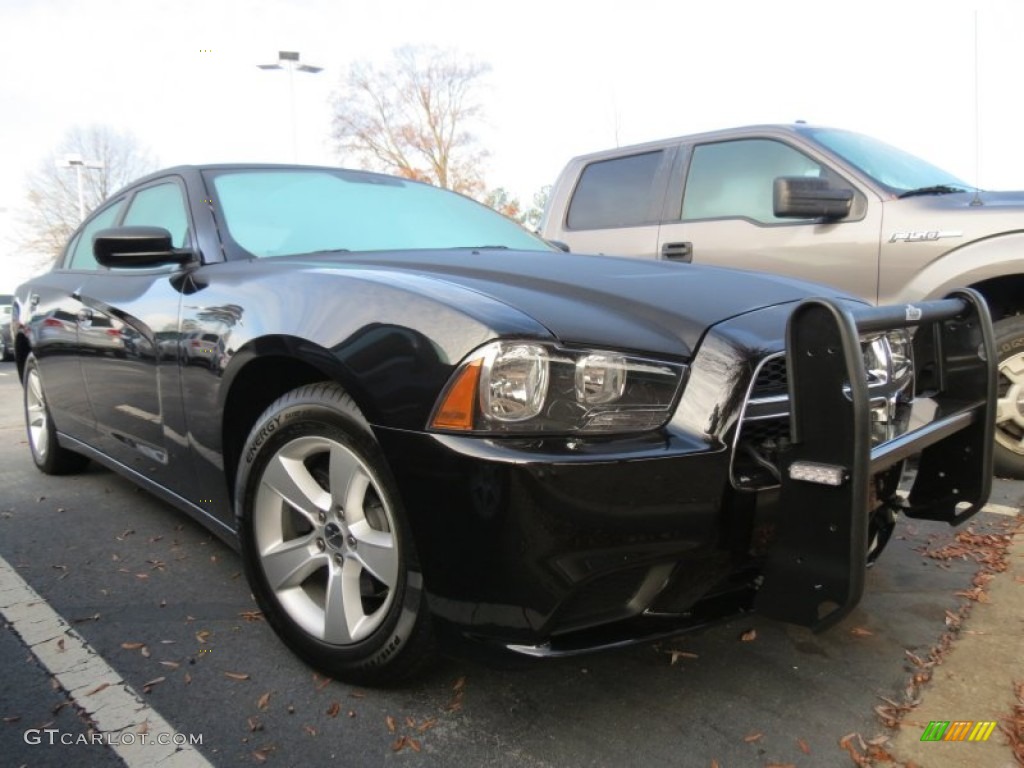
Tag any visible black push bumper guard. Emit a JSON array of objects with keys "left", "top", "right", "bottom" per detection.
[{"left": 755, "top": 289, "right": 996, "bottom": 630}]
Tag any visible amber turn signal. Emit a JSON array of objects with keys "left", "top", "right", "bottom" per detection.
[{"left": 430, "top": 358, "right": 482, "bottom": 430}]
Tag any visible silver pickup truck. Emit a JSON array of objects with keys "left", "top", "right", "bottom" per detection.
[{"left": 540, "top": 124, "right": 1024, "bottom": 478}]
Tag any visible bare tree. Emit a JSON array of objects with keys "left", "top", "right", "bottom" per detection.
[
  {"left": 332, "top": 46, "right": 490, "bottom": 196},
  {"left": 19, "top": 125, "right": 157, "bottom": 264}
]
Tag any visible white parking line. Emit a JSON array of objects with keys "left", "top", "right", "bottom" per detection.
[
  {"left": 0, "top": 555, "right": 213, "bottom": 768},
  {"left": 984, "top": 502, "right": 1022, "bottom": 517}
]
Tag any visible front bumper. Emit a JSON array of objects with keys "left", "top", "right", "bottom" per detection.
[{"left": 375, "top": 290, "right": 995, "bottom": 652}]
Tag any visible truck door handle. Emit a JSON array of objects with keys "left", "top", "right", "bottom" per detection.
[{"left": 661, "top": 242, "right": 693, "bottom": 262}]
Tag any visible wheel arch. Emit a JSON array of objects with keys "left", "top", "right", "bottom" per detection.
[
  {"left": 890, "top": 233, "right": 1024, "bottom": 318},
  {"left": 220, "top": 336, "right": 377, "bottom": 509},
  {"left": 966, "top": 273, "right": 1024, "bottom": 321}
]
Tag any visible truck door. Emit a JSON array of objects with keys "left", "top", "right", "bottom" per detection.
[{"left": 657, "top": 138, "right": 883, "bottom": 302}]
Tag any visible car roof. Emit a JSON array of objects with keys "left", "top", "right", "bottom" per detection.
[{"left": 105, "top": 164, "right": 417, "bottom": 203}]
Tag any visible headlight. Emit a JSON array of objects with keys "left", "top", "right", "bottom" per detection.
[
  {"left": 861, "top": 329, "right": 913, "bottom": 387},
  {"left": 430, "top": 341, "right": 686, "bottom": 434},
  {"left": 856, "top": 329, "right": 914, "bottom": 444}
]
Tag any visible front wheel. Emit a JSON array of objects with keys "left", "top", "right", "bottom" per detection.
[
  {"left": 993, "top": 315, "right": 1024, "bottom": 479},
  {"left": 236, "top": 383, "right": 434, "bottom": 685}
]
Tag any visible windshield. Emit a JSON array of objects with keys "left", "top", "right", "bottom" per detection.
[
  {"left": 800, "top": 127, "right": 969, "bottom": 194},
  {"left": 207, "top": 168, "right": 551, "bottom": 258}
]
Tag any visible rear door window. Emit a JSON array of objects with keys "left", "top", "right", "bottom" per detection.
[{"left": 566, "top": 151, "right": 665, "bottom": 230}]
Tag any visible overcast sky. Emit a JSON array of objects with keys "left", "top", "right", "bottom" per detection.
[{"left": 2, "top": 0, "right": 1023, "bottom": 291}]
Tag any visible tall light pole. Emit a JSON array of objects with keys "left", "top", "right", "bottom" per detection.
[
  {"left": 58, "top": 154, "right": 104, "bottom": 222},
  {"left": 258, "top": 51, "right": 323, "bottom": 162}
]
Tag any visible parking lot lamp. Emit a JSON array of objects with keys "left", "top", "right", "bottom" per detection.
[
  {"left": 59, "top": 154, "right": 104, "bottom": 222},
  {"left": 257, "top": 51, "right": 323, "bottom": 161}
]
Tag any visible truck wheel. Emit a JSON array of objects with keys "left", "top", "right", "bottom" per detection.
[{"left": 993, "top": 316, "right": 1024, "bottom": 479}]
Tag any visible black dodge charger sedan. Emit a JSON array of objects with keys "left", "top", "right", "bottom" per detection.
[{"left": 11, "top": 165, "right": 995, "bottom": 685}]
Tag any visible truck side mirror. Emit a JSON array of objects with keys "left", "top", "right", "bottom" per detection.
[{"left": 773, "top": 177, "right": 853, "bottom": 220}]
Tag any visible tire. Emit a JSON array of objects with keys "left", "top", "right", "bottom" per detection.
[
  {"left": 236, "top": 383, "right": 434, "bottom": 685},
  {"left": 993, "top": 315, "right": 1024, "bottom": 479},
  {"left": 22, "top": 355, "right": 89, "bottom": 475}
]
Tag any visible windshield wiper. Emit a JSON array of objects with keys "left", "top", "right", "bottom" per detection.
[{"left": 897, "top": 184, "right": 966, "bottom": 199}]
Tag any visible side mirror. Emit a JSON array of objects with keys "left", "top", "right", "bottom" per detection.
[
  {"left": 93, "top": 226, "right": 193, "bottom": 267},
  {"left": 773, "top": 177, "right": 854, "bottom": 220}
]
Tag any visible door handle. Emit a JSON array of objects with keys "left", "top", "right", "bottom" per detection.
[{"left": 661, "top": 241, "right": 693, "bottom": 262}]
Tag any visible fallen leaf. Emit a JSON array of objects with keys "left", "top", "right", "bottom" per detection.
[
  {"left": 257, "top": 692, "right": 271, "bottom": 710},
  {"left": 56, "top": 638, "right": 65, "bottom": 652},
  {"left": 347, "top": 711, "right": 356, "bottom": 718},
  {"left": 666, "top": 649, "right": 699, "bottom": 665},
  {"left": 159, "top": 661, "right": 180, "bottom": 669},
  {"left": 740, "top": 629, "right": 757, "bottom": 642},
  {"left": 386, "top": 715, "right": 397, "bottom": 733},
  {"left": 140, "top": 646, "right": 150, "bottom": 658},
  {"left": 850, "top": 627, "right": 873, "bottom": 637},
  {"left": 137, "top": 720, "right": 149, "bottom": 735},
  {"left": 239, "top": 610, "right": 264, "bottom": 622},
  {"left": 247, "top": 716, "right": 263, "bottom": 732},
  {"left": 303, "top": 725, "right": 317, "bottom": 737},
  {"left": 72, "top": 613, "right": 101, "bottom": 624},
  {"left": 116, "top": 529, "right": 135, "bottom": 541},
  {"left": 453, "top": 676, "right": 466, "bottom": 692},
  {"left": 183, "top": 672, "right": 192, "bottom": 685},
  {"left": 326, "top": 701, "right": 340, "bottom": 718},
  {"left": 418, "top": 718, "right": 438, "bottom": 733},
  {"left": 797, "top": 737, "right": 811, "bottom": 754},
  {"left": 224, "top": 672, "right": 250, "bottom": 681},
  {"left": 743, "top": 731, "right": 763, "bottom": 743},
  {"left": 251, "top": 746, "right": 274, "bottom": 763},
  {"left": 86, "top": 682, "right": 111, "bottom": 696},
  {"left": 391, "top": 735, "right": 408, "bottom": 752},
  {"left": 408, "top": 738, "right": 421, "bottom": 753},
  {"left": 121, "top": 642, "right": 145, "bottom": 650},
  {"left": 349, "top": 690, "right": 366, "bottom": 699},
  {"left": 195, "top": 630, "right": 211, "bottom": 643},
  {"left": 2, "top": 716, "right": 21, "bottom": 724},
  {"left": 313, "top": 673, "right": 332, "bottom": 691},
  {"left": 142, "top": 677, "right": 166, "bottom": 693},
  {"left": 405, "top": 716, "right": 415, "bottom": 728}
]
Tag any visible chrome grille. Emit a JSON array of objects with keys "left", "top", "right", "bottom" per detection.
[{"left": 732, "top": 353, "right": 789, "bottom": 490}]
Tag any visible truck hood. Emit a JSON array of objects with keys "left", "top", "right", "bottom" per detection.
[
  {"left": 885, "top": 189, "right": 1024, "bottom": 249},
  {"left": 313, "top": 249, "right": 854, "bottom": 359}
]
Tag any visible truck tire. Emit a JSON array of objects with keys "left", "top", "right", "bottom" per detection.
[{"left": 993, "top": 315, "right": 1024, "bottom": 479}]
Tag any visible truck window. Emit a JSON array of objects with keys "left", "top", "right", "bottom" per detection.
[
  {"left": 566, "top": 151, "right": 664, "bottom": 230},
  {"left": 681, "top": 139, "right": 825, "bottom": 224}
]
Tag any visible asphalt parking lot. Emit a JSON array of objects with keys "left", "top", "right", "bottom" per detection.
[{"left": 1, "top": 358, "right": 1021, "bottom": 768}]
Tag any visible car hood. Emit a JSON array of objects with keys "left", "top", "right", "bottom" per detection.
[{"left": 305, "top": 249, "right": 852, "bottom": 359}]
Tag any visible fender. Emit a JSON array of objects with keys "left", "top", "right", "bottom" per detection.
[{"left": 882, "top": 232, "right": 1024, "bottom": 308}]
